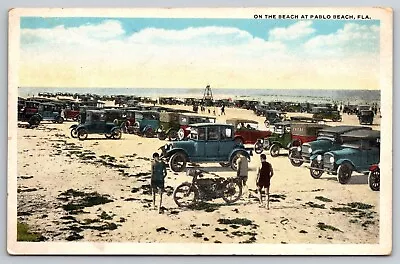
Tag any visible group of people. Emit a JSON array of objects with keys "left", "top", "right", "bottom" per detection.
[{"left": 150, "top": 152, "right": 274, "bottom": 214}]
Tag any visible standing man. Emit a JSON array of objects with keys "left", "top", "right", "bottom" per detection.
[
  {"left": 236, "top": 153, "right": 250, "bottom": 202},
  {"left": 221, "top": 104, "right": 226, "bottom": 115},
  {"left": 256, "top": 154, "right": 274, "bottom": 209},
  {"left": 151, "top": 152, "right": 167, "bottom": 214}
]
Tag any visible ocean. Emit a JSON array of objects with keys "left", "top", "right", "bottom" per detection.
[{"left": 18, "top": 87, "right": 381, "bottom": 105}]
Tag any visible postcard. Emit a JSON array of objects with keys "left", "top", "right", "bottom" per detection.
[{"left": 8, "top": 7, "right": 392, "bottom": 255}]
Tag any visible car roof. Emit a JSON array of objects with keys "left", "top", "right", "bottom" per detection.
[
  {"left": 341, "top": 129, "right": 380, "bottom": 139},
  {"left": 319, "top": 125, "right": 372, "bottom": 134},
  {"left": 226, "top": 118, "right": 258, "bottom": 124},
  {"left": 190, "top": 123, "right": 233, "bottom": 128}
]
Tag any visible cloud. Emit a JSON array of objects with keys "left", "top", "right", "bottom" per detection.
[
  {"left": 269, "top": 21, "right": 315, "bottom": 41},
  {"left": 304, "top": 23, "right": 379, "bottom": 55}
]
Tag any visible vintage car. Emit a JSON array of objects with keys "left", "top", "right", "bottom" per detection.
[
  {"left": 358, "top": 110, "right": 374, "bottom": 125},
  {"left": 254, "top": 121, "right": 292, "bottom": 157},
  {"left": 133, "top": 110, "right": 160, "bottom": 137},
  {"left": 30, "top": 102, "right": 64, "bottom": 124},
  {"left": 75, "top": 110, "right": 122, "bottom": 140},
  {"left": 368, "top": 164, "right": 380, "bottom": 191},
  {"left": 157, "top": 112, "right": 181, "bottom": 140},
  {"left": 159, "top": 123, "right": 252, "bottom": 172},
  {"left": 312, "top": 130, "right": 380, "bottom": 184},
  {"left": 18, "top": 100, "right": 41, "bottom": 127},
  {"left": 63, "top": 101, "right": 81, "bottom": 121},
  {"left": 287, "top": 122, "right": 328, "bottom": 166},
  {"left": 225, "top": 118, "right": 271, "bottom": 145},
  {"left": 176, "top": 114, "right": 216, "bottom": 140},
  {"left": 312, "top": 107, "right": 342, "bottom": 122},
  {"left": 263, "top": 110, "right": 287, "bottom": 127},
  {"left": 294, "top": 126, "right": 372, "bottom": 173}
]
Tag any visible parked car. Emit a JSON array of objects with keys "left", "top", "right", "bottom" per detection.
[
  {"left": 299, "top": 126, "right": 372, "bottom": 178},
  {"left": 316, "top": 130, "right": 380, "bottom": 184},
  {"left": 263, "top": 110, "right": 287, "bottom": 128},
  {"left": 176, "top": 114, "right": 216, "bottom": 140},
  {"left": 62, "top": 101, "right": 81, "bottom": 121},
  {"left": 225, "top": 118, "right": 272, "bottom": 145},
  {"left": 75, "top": 110, "right": 122, "bottom": 140},
  {"left": 157, "top": 112, "right": 181, "bottom": 140},
  {"left": 288, "top": 122, "right": 328, "bottom": 166},
  {"left": 18, "top": 100, "right": 41, "bottom": 127},
  {"left": 368, "top": 164, "right": 380, "bottom": 191},
  {"left": 254, "top": 121, "right": 292, "bottom": 157},
  {"left": 133, "top": 110, "right": 160, "bottom": 137},
  {"left": 358, "top": 110, "right": 374, "bottom": 125},
  {"left": 312, "top": 107, "right": 342, "bottom": 122},
  {"left": 33, "top": 102, "right": 64, "bottom": 124},
  {"left": 159, "top": 123, "right": 252, "bottom": 172}
]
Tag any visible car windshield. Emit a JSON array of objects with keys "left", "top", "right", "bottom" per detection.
[
  {"left": 317, "top": 132, "right": 336, "bottom": 141},
  {"left": 341, "top": 140, "right": 363, "bottom": 149}
]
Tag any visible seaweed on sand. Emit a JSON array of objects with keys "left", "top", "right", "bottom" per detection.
[
  {"left": 58, "top": 189, "right": 114, "bottom": 214},
  {"left": 218, "top": 218, "right": 253, "bottom": 226},
  {"left": 316, "top": 222, "right": 343, "bottom": 232}
]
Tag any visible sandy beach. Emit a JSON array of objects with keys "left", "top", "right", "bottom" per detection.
[{"left": 16, "top": 105, "right": 380, "bottom": 244}]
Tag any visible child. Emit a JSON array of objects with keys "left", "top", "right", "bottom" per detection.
[
  {"left": 256, "top": 154, "right": 274, "bottom": 209},
  {"left": 151, "top": 152, "right": 167, "bottom": 213}
]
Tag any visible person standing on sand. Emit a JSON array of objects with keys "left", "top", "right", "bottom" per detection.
[
  {"left": 221, "top": 104, "right": 226, "bottom": 115},
  {"left": 256, "top": 154, "right": 274, "bottom": 209},
  {"left": 236, "top": 153, "right": 250, "bottom": 202},
  {"left": 151, "top": 153, "right": 167, "bottom": 214}
]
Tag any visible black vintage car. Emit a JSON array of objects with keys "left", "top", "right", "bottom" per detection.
[{"left": 358, "top": 110, "right": 374, "bottom": 125}]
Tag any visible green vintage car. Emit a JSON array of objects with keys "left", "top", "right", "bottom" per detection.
[
  {"left": 254, "top": 121, "right": 292, "bottom": 157},
  {"left": 312, "top": 107, "right": 342, "bottom": 122},
  {"left": 318, "top": 130, "right": 380, "bottom": 184},
  {"left": 157, "top": 112, "right": 181, "bottom": 140},
  {"left": 75, "top": 110, "right": 122, "bottom": 140}
]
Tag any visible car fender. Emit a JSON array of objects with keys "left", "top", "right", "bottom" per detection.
[
  {"left": 335, "top": 159, "right": 356, "bottom": 170},
  {"left": 270, "top": 141, "right": 283, "bottom": 148},
  {"left": 165, "top": 148, "right": 190, "bottom": 160},
  {"left": 70, "top": 124, "right": 78, "bottom": 129},
  {"left": 111, "top": 126, "right": 121, "bottom": 133},
  {"left": 229, "top": 149, "right": 251, "bottom": 161}
]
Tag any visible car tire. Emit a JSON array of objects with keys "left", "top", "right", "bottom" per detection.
[
  {"left": 144, "top": 128, "right": 154, "bottom": 138},
  {"left": 70, "top": 128, "right": 78, "bottom": 138},
  {"left": 158, "top": 131, "right": 167, "bottom": 140},
  {"left": 269, "top": 144, "right": 280, "bottom": 157},
  {"left": 177, "top": 128, "right": 185, "bottom": 140},
  {"left": 78, "top": 129, "right": 88, "bottom": 140},
  {"left": 289, "top": 149, "right": 303, "bottom": 167},
  {"left": 173, "top": 182, "right": 198, "bottom": 207},
  {"left": 169, "top": 152, "right": 187, "bottom": 172},
  {"left": 368, "top": 168, "right": 380, "bottom": 191},
  {"left": 168, "top": 130, "right": 178, "bottom": 141},
  {"left": 254, "top": 141, "right": 264, "bottom": 154},
  {"left": 337, "top": 162, "right": 353, "bottom": 184},
  {"left": 56, "top": 116, "right": 64, "bottom": 124},
  {"left": 219, "top": 162, "right": 230, "bottom": 167},
  {"left": 309, "top": 159, "right": 324, "bottom": 179},
  {"left": 28, "top": 115, "right": 41, "bottom": 127},
  {"left": 112, "top": 128, "right": 122, "bottom": 140}
]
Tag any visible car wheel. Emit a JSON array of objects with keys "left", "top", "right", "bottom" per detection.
[
  {"left": 254, "top": 141, "right": 264, "bottom": 154},
  {"left": 158, "top": 131, "right": 167, "bottom": 140},
  {"left": 168, "top": 130, "right": 178, "bottom": 141},
  {"left": 145, "top": 128, "right": 154, "bottom": 138},
  {"left": 222, "top": 179, "right": 242, "bottom": 204},
  {"left": 173, "top": 182, "right": 198, "bottom": 207},
  {"left": 177, "top": 128, "right": 185, "bottom": 140},
  {"left": 289, "top": 149, "right": 303, "bottom": 167},
  {"left": 78, "top": 129, "right": 88, "bottom": 140},
  {"left": 169, "top": 152, "right": 187, "bottom": 172},
  {"left": 230, "top": 152, "right": 245, "bottom": 171},
  {"left": 56, "top": 116, "right": 64, "bottom": 124},
  {"left": 269, "top": 144, "right": 280, "bottom": 157},
  {"left": 337, "top": 162, "right": 352, "bottom": 184},
  {"left": 70, "top": 128, "right": 78, "bottom": 138},
  {"left": 309, "top": 159, "right": 323, "bottom": 179},
  {"left": 28, "top": 116, "right": 40, "bottom": 127},
  {"left": 368, "top": 168, "right": 380, "bottom": 191},
  {"left": 112, "top": 129, "right": 122, "bottom": 139}
]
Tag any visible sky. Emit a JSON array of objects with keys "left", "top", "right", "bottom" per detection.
[{"left": 19, "top": 17, "right": 380, "bottom": 90}]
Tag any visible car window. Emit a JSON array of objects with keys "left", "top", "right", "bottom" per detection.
[
  {"left": 207, "top": 127, "right": 219, "bottom": 141},
  {"left": 221, "top": 127, "right": 233, "bottom": 140}
]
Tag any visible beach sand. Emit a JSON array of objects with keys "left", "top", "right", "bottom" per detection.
[{"left": 16, "top": 105, "right": 380, "bottom": 244}]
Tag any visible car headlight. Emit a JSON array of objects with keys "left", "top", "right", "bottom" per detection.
[
  {"left": 157, "top": 128, "right": 162, "bottom": 132},
  {"left": 308, "top": 148, "right": 312, "bottom": 153},
  {"left": 297, "top": 146, "right": 301, "bottom": 151},
  {"left": 317, "top": 155, "right": 322, "bottom": 161},
  {"left": 329, "top": 156, "right": 335, "bottom": 163}
]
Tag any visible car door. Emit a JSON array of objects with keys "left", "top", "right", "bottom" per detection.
[
  {"left": 205, "top": 126, "right": 220, "bottom": 160},
  {"left": 192, "top": 127, "right": 206, "bottom": 160},
  {"left": 219, "top": 126, "right": 235, "bottom": 160}
]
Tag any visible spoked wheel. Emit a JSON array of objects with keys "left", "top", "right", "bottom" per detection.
[
  {"left": 177, "top": 128, "right": 185, "bottom": 140},
  {"left": 368, "top": 168, "right": 380, "bottom": 191},
  {"left": 254, "top": 141, "right": 264, "bottom": 154},
  {"left": 70, "top": 128, "right": 78, "bottom": 138},
  {"left": 219, "top": 162, "right": 230, "bottom": 167},
  {"left": 112, "top": 129, "right": 122, "bottom": 139},
  {"left": 169, "top": 152, "right": 187, "bottom": 172},
  {"left": 78, "top": 129, "right": 88, "bottom": 140},
  {"left": 222, "top": 179, "right": 242, "bottom": 204},
  {"left": 337, "top": 162, "right": 352, "bottom": 184},
  {"left": 173, "top": 182, "right": 198, "bottom": 207},
  {"left": 309, "top": 159, "right": 323, "bottom": 179},
  {"left": 269, "top": 144, "right": 280, "bottom": 157},
  {"left": 289, "top": 149, "right": 303, "bottom": 167},
  {"left": 28, "top": 116, "right": 41, "bottom": 127},
  {"left": 168, "top": 130, "right": 178, "bottom": 141},
  {"left": 56, "top": 116, "right": 64, "bottom": 124},
  {"left": 144, "top": 128, "right": 154, "bottom": 138},
  {"left": 230, "top": 153, "right": 241, "bottom": 171},
  {"left": 158, "top": 131, "right": 167, "bottom": 140},
  {"left": 105, "top": 133, "right": 113, "bottom": 139}
]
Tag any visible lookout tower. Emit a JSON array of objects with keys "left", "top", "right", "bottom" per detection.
[{"left": 203, "top": 84, "right": 214, "bottom": 106}]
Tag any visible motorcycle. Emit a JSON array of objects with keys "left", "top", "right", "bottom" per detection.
[
  {"left": 173, "top": 168, "right": 243, "bottom": 207},
  {"left": 368, "top": 164, "right": 380, "bottom": 191}
]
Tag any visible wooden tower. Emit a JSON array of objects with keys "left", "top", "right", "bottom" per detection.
[{"left": 203, "top": 84, "right": 213, "bottom": 105}]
